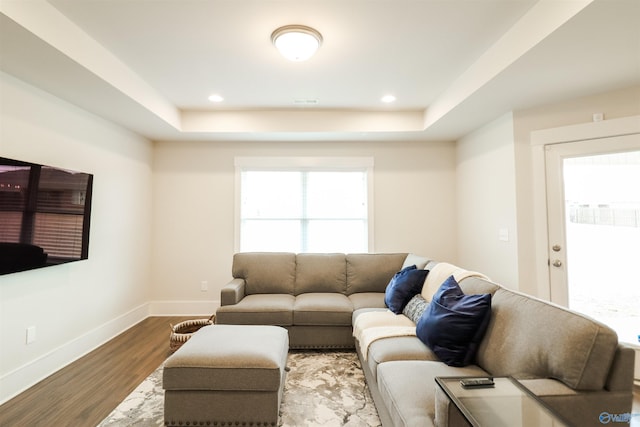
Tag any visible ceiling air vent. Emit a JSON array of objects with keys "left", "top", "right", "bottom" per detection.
[{"left": 293, "top": 98, "right": 319, "bottom": 105}]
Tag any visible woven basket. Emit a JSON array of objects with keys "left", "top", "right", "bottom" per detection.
[{"left": 169, "top": 314, "right": 215, "bottom": 352}]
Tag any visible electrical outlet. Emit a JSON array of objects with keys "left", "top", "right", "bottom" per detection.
[
  {"left": 200, "top": 280, "right": 208, "bottom": 292},
  {"left": 26, "top": 326, "right": 36, "bottom": 344}
]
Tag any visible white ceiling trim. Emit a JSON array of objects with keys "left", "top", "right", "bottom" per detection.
[
  {"left": 0, "top": 0, "right": 180, "bottom": 130},
  {"left": 423, "top": 0, "right": 594, "bottom": 130}
]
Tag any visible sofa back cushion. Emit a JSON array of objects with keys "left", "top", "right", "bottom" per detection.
[
  {"left": 476, "top": 287, "right": 618, "bottom": 390},
  {"left": 232, "top": 252, "right": 296, "bottom": 294},
  {"left": 233, "top": 252, "right": 409, "bottom": 296},
  {"left": 295, "top": 253, "right": 347, "bottom": 295},
  {"left": 346, "top": 253, "right": 407, "bottom": 294},
  {"left": 458, "top": 276, "right": 501, "bottom": 296}
]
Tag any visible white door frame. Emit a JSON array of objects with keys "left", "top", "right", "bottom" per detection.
[{"left": 530, "top": 115, "right": 640, "bottom": 303}]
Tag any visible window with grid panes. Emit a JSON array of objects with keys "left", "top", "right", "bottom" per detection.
[{"left": 235, "top": 157, "right": 373, "bottom": 253}]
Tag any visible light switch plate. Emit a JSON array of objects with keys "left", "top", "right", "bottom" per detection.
[{"left": 26, "top": 326, "right": 36, "bottom": 344}]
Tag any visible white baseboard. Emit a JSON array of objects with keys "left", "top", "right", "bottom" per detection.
[
  {"left": 148, "top": 300, "right": 219, "bottom": 316},
  {"left": 0, "top": 303, "right": 149, "bottom": 405}
]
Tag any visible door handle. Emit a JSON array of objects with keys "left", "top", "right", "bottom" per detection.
[{"left": 552, "top": 259, "right": 562, "bottom": 267}]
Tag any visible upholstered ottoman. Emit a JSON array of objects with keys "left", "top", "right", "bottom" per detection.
[{"left": 163, "top": 324, "right": 289, "bottom": 426}]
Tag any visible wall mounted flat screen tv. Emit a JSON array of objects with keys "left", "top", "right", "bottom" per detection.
[{"left": 0, "top": 157, "right": 93, "bottom": 275}]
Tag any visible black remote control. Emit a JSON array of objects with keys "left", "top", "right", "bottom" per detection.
[{"left": 460, "top": 378, "right": 495, "bottom": 388}]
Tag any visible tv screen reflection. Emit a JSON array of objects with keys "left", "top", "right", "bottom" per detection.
[{"left": 0, "top": 157, "right": 93, "bottom": 275}]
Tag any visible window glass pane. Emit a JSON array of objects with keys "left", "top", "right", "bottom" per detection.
[
  {"left": 306, "top": 172, "right": 367, "bottom": 218},
  {"left": 241, "top": 171, "right": 302, "bottom": 218},
  {"left": 241, "top": 220, "right": 302, "bottom": 252},
  {"left": 564, "top": 150, "right": 640, "bottom": 344},
  {"left": 306, "top": 220, "right": 367, "bottom": 253}
]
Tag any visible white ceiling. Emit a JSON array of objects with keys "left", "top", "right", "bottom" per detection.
[{"left": 1, "top": 0, "right": 639, "bottom": 142}]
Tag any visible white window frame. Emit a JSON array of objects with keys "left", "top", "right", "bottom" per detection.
[{"left": 234, "top": 156, "right": 374, "bottom": 253}]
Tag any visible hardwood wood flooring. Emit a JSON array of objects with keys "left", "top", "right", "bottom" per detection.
[
  {"left": 0, "top": 316, "right": 193, "bottom": 427},
  {"left": 1, "top": 317, "right": 639, "bottom": 426}
]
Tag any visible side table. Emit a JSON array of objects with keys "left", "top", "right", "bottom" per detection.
[{"left": 435, "top": 376, "right": 572, "bottom": 427}]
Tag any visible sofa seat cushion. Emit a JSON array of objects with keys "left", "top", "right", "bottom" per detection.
[
  {"left": 349, "top": 292, "right": 386, "bottom": 311},
  {"left": 352, "top": 309, "right": 414, "bottom": 339},
  {"left": 351, "top": 307, "right": 387, "bottom": 326},
  {"left": 376, "top": 360, "right": 489, "bottom": 427},
  {"left": 216, "top": 294, "right": 294, "bottom": 326},
  {"left": 293, "top": 293, "right": 353, "bottom": 326},
  {"left": 364, "top": 336, "right": 439, "bottom": 382}
]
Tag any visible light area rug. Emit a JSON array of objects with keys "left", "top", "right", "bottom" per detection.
[{"left": 98, "top": 351, "right": 381, "bottom": 427}]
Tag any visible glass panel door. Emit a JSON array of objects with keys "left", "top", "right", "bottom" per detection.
[
  {"left": 563, "top": 150, "right": 640, "bottom": 345},
  {"left": 545, "top": 133, "right": 640, "bottom": 346}
]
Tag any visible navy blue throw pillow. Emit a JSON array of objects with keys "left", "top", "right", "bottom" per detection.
[
  {"left": 384, "top": 265, "right": 429, "bottom": 314},
  {"left": 416, "top": 275, "right": 492, "bottom": 367}
]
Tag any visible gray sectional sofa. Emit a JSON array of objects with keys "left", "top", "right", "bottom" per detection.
[{"left": 215, "top": 252, "right": 635, "bottom": 427}]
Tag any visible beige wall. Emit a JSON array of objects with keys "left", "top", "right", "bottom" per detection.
[
  {"left": 150, "top": 140, "right": 457, "bottom": 304},
  {"left": 0, "top": 72, "right": 154, "bottom": 402},
  {"left": 456, "top": 113, "right": 519, "bottom": 287}
]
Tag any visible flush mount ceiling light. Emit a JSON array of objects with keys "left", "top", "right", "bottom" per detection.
[{"left": 271, "top": 25, "right": 323, "bottom": 62}]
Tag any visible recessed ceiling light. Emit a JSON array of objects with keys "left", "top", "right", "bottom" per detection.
[
  {"left": 381, "top": 95, "right": 396, "bottom": 103},
  {"left": 271, "top": 25, "right": 323, "bottom": 62},
  {"left": 208, "top": 94, "right": 224, "bottom": 103}
]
